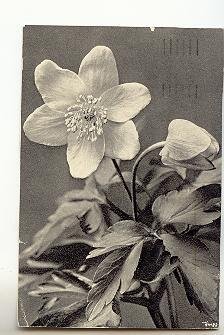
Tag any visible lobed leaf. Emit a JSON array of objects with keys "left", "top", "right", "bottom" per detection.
[
  {"left": 88, "top": 220, "right": 151, "bottom": 258},
  {"left": 74, "top": 302, "right": 121, "bottom": 328},
  {"left": 190, "top": 157, "right": 221, "bottom": 189},
  {"left": 152, "top": 189, "right": 220, "bottom": 233},
  {"left": 161, "top": 234, "right": 219, "bottom": 316},
  {"left": 146, "top": 255, "right": 179, "bottom": 284},
  {"left": 86, "top": 241, "right": 143, "bottom": 320}
]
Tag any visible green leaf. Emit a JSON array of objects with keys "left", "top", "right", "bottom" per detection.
[
  {"left": 143, "top": 255, "right": 179, "bottom": 284},
  {"left": 194, "top": 222, "right": 220, "bottom": 244},
  {"left": 58, "top": 177, "right": 106, "bottom": 204},
  {"left": 32, "top": 300, "right": 87, "bottom": 327},
  {"left": 30, "top": 269, "right": 120, "bottom": 328},
  {"left": 20, "top": 179, "right": 107, "bottom": 260},
  {"left": 109, "top": 171, "right": 142, "bottom": 186},
  {"left": 144, "top": 166, "right": 176, "bottom": 191},
  {"left": 134, "top": 239, "right": 168, "bottom": 282},
  {"left": 29, "top": 271, "right": 91, "bottom": 326},
  {"left": 86, "top": 241, "right": 143, "bottom": 320},
  {"left": 19, "top": 273, "right": 41, "bottom": 289},
  {"left": 26, "top": 259, "right": 61, "bottom": 269},
  {"left": 152, "top": 189, "right": 220, "bottom": 233},
  {"left": 204, "top": 197, "right": 221, "bottom": 211},
  {"left": 73, "top": 302, "right": 121, "bottom": 328},
  {"left": 20, "top": 215, "right": 93, "bottom": 260},
  {"left": 161, "top": 234, "right": 219, "bottom": 315},
  {"left": 20, "top": 196, "right": 107, "bottom": 260},
  {"left": 29, "top": 273, "right": 88, "bottom": 298},
  {"left": 87, "top": 220, "right": 151, "bottom": 258},
  {"left": 28, "top": 271, "right": 90, "bottom": 327},
  {"left": 93, "top": 157, "right": 120, "bottom": 187},
  {"left": 190, "top": 158, "right": 221, "bottom": 189}
]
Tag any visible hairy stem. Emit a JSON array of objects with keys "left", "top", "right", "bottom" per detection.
[
  {"left": 166, "top": 275, "right": 179, "bottom": 328},
  {"left": 112, "top": 159, "right": 132, "bottom": 201},
  {"left": 121, "top": 295, "right": 167, "bottom": 328},
  {"left": 132, "top": 141, "right": 166, "bottom": 220},
  {"left": 147, "top": 306, "right": 168, "bottom": 328},
  {"left": 122, "top": 279, "right": 168, "bottom": 328},
  {"left": 106, "top": 197, "right": 133, "bottom": 220}
]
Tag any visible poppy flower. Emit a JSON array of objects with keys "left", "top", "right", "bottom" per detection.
[
  {"left": 159, "top": 119, "right": 219, "bottom": 173},
  {"left": 23, "top": 46, "right": 151, "bottom": 178}
]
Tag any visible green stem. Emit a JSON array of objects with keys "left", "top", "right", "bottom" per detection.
[
  {"left": 147, "top": 306, "right": 168, "bottom": 328},
  {"left": 122, "top": 280, "right": 168, "bottom": 328},
  {"left": 112, "top": 159, "right": 132, "bottom": 201},
  {"left": 132, "top": 141, "right": 166, "bottom": 220},
  {"left": 121, "top": 295, "right": 168, "bottom": 328},
  {"left": 166, "top": 275, "right": 179, "bottom": 328},
  {"left": 106, "top": 197, "right": 133, "bottom": 220}
]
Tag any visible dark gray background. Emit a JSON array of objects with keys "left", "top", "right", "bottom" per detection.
[{"left": 19, "top": 26, "right": 223, "bottom": 328}]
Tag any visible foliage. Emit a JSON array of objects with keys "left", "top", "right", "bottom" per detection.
[{"left": 20, "top": 45, "right": 221, "bottom": 328}]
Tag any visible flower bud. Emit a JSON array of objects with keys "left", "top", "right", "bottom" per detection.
[{"left": 160, "top": 119, "right": 219, "bottom": 172}]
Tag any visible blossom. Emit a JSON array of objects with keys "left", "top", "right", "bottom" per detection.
[
  {"left": 23, "top": 46, "right": 151, "bottom": 178},
  {"left": 159, "top": 119, "right": 219, "bottom": 174}
]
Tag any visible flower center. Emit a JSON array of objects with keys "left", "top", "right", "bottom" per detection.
[{"left": 65, "top": 95, "right": 107, "bottom": 142}]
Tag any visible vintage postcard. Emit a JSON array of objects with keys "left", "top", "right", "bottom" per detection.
[{"left": 19, "top": 26, "right": 223, "bottom": 329}]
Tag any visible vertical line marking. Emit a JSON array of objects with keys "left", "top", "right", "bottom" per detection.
[
  {"left": 175, "top": 83, "right": 178, "bottom": 96},
  {"left": 163, "top": 39, "right": 166, "bottom": 55},
  {"left": 188, "top": 84, "right": 191, "bottom": 98},
  {"left": 189, "top": 39, "right": 192, "bottom": 55},
  {"left": 170, "top": 38, "right": 172, "bottom": 55},
  {"left": 196, "top": 39, "right": 199, "bottom": 56}
]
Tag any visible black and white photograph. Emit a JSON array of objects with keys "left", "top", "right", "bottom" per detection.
[{"left": 18, "top": 25, "right": 223, "bottom": 329}]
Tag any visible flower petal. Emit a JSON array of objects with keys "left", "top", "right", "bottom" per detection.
[
  {"left": 23, "top": 104, "right": 67, "bottom": 146},
  {"left": 104, "top": 121, "right": 140, "bottom": 160},
  {"left": 35, "top": 60, "right": 86, "bottom": 106},
  {"left": 200, "top": 129, "right": 219, "bottom": 159},
  {"left": 160, "top": 119, "right": 212, "bottom": 161},
  {"left": 101, "top": 83, "right": 151, "bottom": 122},
  {"left": 78, "top": 46, "right": 119, "bottom": 97},
  {"left": 67, "top": 133, "right": 105, "bottom": 178}
]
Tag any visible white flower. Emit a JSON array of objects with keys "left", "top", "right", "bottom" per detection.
[
  {"left": 24, "top": 46, "right": 151, "bottom": 178},
  {"left": 159, "top": 119, "right": 219, "bottom": 173}
]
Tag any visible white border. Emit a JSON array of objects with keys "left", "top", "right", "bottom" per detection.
[{"left": 0, "top": 0, "right": 223, "bottom": 334}]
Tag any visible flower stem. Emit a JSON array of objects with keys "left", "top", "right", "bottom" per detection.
[
  {"left": 166, "top": 275, "right": 179, "bottom": 328},
  {"left": 122, "top": 297, "right": 168, "bottom": 328},
  {"left": 132, "top": 141, "right": 166, "bottom": 220},
  {"left": 112, "top": 159, "right": 132, "bottom": 201},
  {"left": 122, "top": 280, "right": 168, "bottom": 328},
  {"left": 106, "top": 197, "right": 133, "bottom": 220},
  {"left": 146, "top": 306, "right": 168, "bottom": 328}
]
